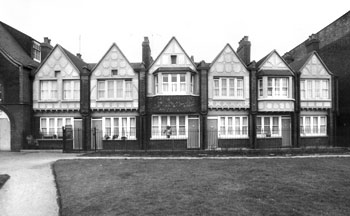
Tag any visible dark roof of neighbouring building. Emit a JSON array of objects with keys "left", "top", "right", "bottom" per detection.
[{"left": 0, "top": 21, "right": 39, "bottom": 68}]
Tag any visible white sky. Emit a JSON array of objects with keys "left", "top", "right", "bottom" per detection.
[{"left": 0, "top": 0, "right": 349, "bottom": 64}]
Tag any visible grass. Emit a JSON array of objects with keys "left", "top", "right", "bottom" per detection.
[
  {"left": 53, "top": 158, "right": 350, "bottom": 216},
  {"left": 0, "top": 174, "right": 10, "bottom": 189}
]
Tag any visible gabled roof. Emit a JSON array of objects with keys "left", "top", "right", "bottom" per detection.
[
  {"left": 148, "top": 37, "right": 196, "bottom": 69},
  {"left": 289, "top": 51, "right": 333, "bottom": 75},
  {"left": 91, "top": 43, "right": 133, "bottom": 72},
  {"left": 35, "top": 44, "right": 89, "bottom": 74},
  {"left": 256, "top": 49, "right": 295, "bottom": 73},
  {"left": 0, "top": 22, "right": 38, "bottom": 68},
  {"left": 210, "top": 43, "right": 248, "bottom": 68}
]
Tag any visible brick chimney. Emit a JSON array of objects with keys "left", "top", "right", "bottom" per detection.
[
  {"left": 40, "top": 37, "right": 53, "bottom": 61},
  {"left": 237, "top": 36, "right": 251, "bottom": 65},
  {"left": 305, "top": 34, "right": 320, "bottom": 53},
  {"left": 142, "top": 37, "right": 152, "bottom": 69}
]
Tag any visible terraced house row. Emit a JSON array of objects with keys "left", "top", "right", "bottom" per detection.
[{"left": 0, "top": 21, "right": 337, "bottom": 151}]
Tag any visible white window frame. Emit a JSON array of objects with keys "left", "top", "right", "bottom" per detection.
[
  {"left": 300, "top": 116, "right": 327, "bottom": 136},
  {"left": 63, "top": 80, "right": 80, "bottom": 100},
  {"left": 40, "top": 117, "right": 73, "bottom": 139},
  {"left": 102, "top": 117, "right": 136, "bottom": 140},
  {"left": 300, "top": 79, "right": 330, "bottom": 100},
  {"left": 213, "top": 77, "right": 244, "bottom": 99},
  {"left": 155, "top": 73, "right": 194, "bottom": 95},
  {"left": 256, "top": 116, "right": 281, "bottom": 138},
  {"left": 218, "top": 116, "right": 248, "bottom": 139},
  {"left": 267, "top": 77, "right": 289, "bottom": 98},
  {"left": 97, "top": 79, "right": 132, "bottom": 100},
  {"left": 40, "top": 80, "right": 58, "bottom": 100},
  {"left": 33, "top": 41, "right": 41, "bottom": 62},
  {"left": 151, "top": 115, "right": 187, "bottom": 139}
]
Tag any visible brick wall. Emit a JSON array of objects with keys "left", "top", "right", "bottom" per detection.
[{"left": 147, "top": 95, "right": 200, "bottom": 113}]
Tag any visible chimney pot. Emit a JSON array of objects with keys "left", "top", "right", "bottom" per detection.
[
  {"left": 44, "top": 37, "right": 51, "bottom": 44},
  {"left": 191, "top": 55, "right": 194, "bottom": 62},
  {"left": 306, "top": 33, "right": 320, "bottom": 53},
  {"left": 76, "top": 53, "right": 82, "bottom": 59}
]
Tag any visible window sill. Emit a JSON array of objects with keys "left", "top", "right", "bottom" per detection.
[
  {"left": 103, "top": 138, "right": 137, "bottom": 141},
  {"left": 258, "top": 98, "right": 295, "bottom": 101},
  {"left": 300, "top": 135, "right": 327, "bottom": 138},
  {"left": 213, "top": 98, "right": 245, "bottom": 101},
  {"left": 218, "top": 136, "right": 249, "bottom": 139},
  {"left": 96, "top": 99, "right": 134, "bottom": 102},
  {"left": 150, "top": 94, "right": 199, "bottom": 97},
  {"left": 301, "top": 99, "right": 331, "bottom": 102},
  {"left": 38, "top": 100, "right": 59, "bottom": 103},
  {"left": 150, "top": 137, "right": 187, "bottom": 140},
  {"left": 62, "top": 100, "right": 80, "bottom": 102}
]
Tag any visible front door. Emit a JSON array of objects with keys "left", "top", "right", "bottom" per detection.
[
  {"left": 207, "top": 118, "right": 218, "bottom": 149},
  {"left": 0, "top": 110, "right": 11, "bottom": 151},
  {"left": 187, "top": 118, "right": 200, "bottom": 149},
  {"left": 282, "top": 117, "right": 291, "bottom": 147}
]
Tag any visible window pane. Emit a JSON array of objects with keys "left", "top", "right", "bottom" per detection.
[
  {"left": 220, "top": 117, "right": 226, "bottom": 135},
  {"left": 237, "top": 79, "right": 243, "bottom": 97},
  {"left": 57, "top": 118, "right": 63, "bottom": 137},
  {"left": 51, "top": 81, "right": 58, "bottom": 99},
  {"left": 114, "top": 118, "right": 119, "bottom": 138},
  {"left": 152, "top": 116, "right": 159, "bottom": 136},
  {"left": 180, "top": 74, "right": 186, "bottom": 92},
  {"left": 170, "top": 116, "right": 177, "bottom": 135},
  {"left": 305, "top": 117, "right": 311, "bottom": 134},
  {"left": 74, "top": 81, "right": 80, "bottom": 99},
  {"left": 256, "top": 117, "right": 262, "bottom": 134},
  {"left": 258, "top": 79, "right": 263, "bottom": 97},
  {"left": 313, "top": 117, "right": 318, "bottom": 134},
  {"left": 315, "top": 80, "right": 321, "bottom": 99},
  {"left": 121, "top": 118, "right": 127, "bottom": 137},
  {"left": 63, "top": 81, "right": 71, "bottom": 99},
  {"left": 228, "top": 117, "right": 233, "bottom": 135},
  {"left": 49, "top": 118, "right": 55, "bottom": 136},
  {"left": 272, "top": 117, "right": 279, "bottom": 134},
  {"left": 161, "top": 116, "right": 167, "bottom": 135},
  {"left": 130, "top": 118, "right": 136, "bottom": 137},
  {"left": 163, "top": 75, "right": 169, "bottom": 92},
  {"left": 307, "top": 81, "right": 312, "bottom": 98},
  {"left": 235, "top": 117, "right": 240, "bottom": 135},
  {"left": 107, "top": 80, "right": 114, "bottom": 98},
  {"left": 282, "top": 78, "right": 288, "bottom": 97},
  {"left": 222, "top": 79, "right": 227, "bottom": 96},
  {"left": 171, "top": 75, "right": 177, "bottom": 92},
  {"left": 116, "top": 80, "right": 123, "bottom": 98},
  {"left": 242, "top": 117, "right": 248, "bottom": 135},
  {"left": 264, "top": 117, "right": 270, "bottom": 135},
  {"left": 267, "top": 78, "right": 273, "bottom": 96},
  {"left": 300, "top": 81, "right": 305, "bottom": 99},
  {"left": 179, "top": 116, "right": 186, "bottom": 135},
  {"left": 300, "top": 117, "right": 304, "bottom": 135},
  {"left": 105, "top": 118, "right": 111, "bottom": 137},
  {"left": 98, "top": 81, "right": 105, "bottom": 99},
  {"left": 320, "top": 117, "right": 327, "bottom": 134},
  {"left": 229, "top": 79, "right": 235, "bottom": 96},
  {"left": 41, "top": 118, "right": 47, "bottom": 135},
  {"left": 214, "top": 80, "right": 219, "bottom": 97}
]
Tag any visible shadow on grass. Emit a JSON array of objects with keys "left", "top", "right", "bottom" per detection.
[{"left": 0, "top": 174, "right": 10, "bottom": 189}]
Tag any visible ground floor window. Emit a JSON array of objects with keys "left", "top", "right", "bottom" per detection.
[
  {"left": 257, "top": 116, "right": 281, "bottom": 137},
  {"left": 40, "top": 117, "right": 73, "bottom": 138},
  {"left": 152, "top": 115, "right": 187, "bottom": 139},
  {"left": 218, "top": 116, "right": 248, "bottom": 138},
  {"left": 300, "top": 116, "right": 327, "bottom": 136},
  {"left": 102, "top": 117, "right": 136, "bottom": 140}
]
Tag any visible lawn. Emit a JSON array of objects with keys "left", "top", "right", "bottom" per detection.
[
  {"left": 0, "top": 174, "right": 10, "bottom": 189},
  {"left": 53, "top": 158, "right": 350, "bottom": 216}
]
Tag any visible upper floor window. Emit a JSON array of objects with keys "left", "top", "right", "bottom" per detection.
[
  {"left": 218, "top": 116, "right": 248, "bottom": 138},
  {"left": 213, "top": 77, "right": 243, "bottom": 98},
  {"left": 103, "top": 117, "right": 136, "bottom": 140},
  {"left": 300, "top": 79, "right": 329, "bottom": 100},
  {"left": 171, "top": 55, "right": 177, "bottom": 64},
  {"left": 155, "top": 73, "right": 194, "bottom": 95},
  {"left": 300, "top": 116, "right": 327, "bottom": 136},
  {"left": 258, "top": 77, "right": 289, "bottom": 98},
  {"left": 33, "top": 41, "right": 41, "bottom": 62},
  {"left": 63, "top": 80, "right": 80, "bottom": 100},
  {"left": 152, "top": 115, "right": 187, "bottom": 139},
  {"left": 97, "top": 79, "right": 132, "bottom": 100},
  {"left": 40, "top": 80, "right": 58, "bottom": 100},
  {"left": 40, "top": 117, "right": 72, "bottom": 138},
  {"left": 257, "top": 116, "right": 281, "bottom": 137}
]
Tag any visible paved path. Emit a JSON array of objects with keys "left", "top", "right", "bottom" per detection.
[{"left": 0, "top": 151, "right": 79, "bottom": 216}]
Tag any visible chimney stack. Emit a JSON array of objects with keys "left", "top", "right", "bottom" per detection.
[
  {"left": 40, "top": 37, "right": 53, "bottom": 61},
  {"left": 142, "top": 37, "right": 152, "bottom": 69},
  {"left": 76, "top": 53, "right": 82, "bottom": 59},
  {"left": 305, "top": 34, "right": 320, "bottom": 53},
  {"left": 283, "top": 52, "right": 294, "bottom": 64},
  {"left": 237, "top": 36, "right": 251, "bottom": 65},
  {"left": 191, "top": 55, "right": 194, "bottom": 62}
]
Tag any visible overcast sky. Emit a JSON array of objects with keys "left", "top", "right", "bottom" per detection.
[{"left": 0, "top": 0, "right": 349, "bottom": 64}]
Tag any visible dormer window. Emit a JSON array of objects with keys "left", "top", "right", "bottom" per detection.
[
  {"left": 171, "top": 55, "right": 177, "bottom": 64},
  {"left": 33, "top": 41, "right": 41, "bottom": 62},
  {"left": 112, "top": 69, "right": 118, "bottom": 76}
]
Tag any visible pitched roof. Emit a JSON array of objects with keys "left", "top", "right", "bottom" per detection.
[
  {"left": 210, "top": 43, "right": 248, "bottom": 68},
  {"left": 289, "top": 51, "right": 334, "bottom": 75},
  {"left": 148, "top": 37, "right": 196, "bottom": 69},
  {"left": 35, "top": 44, "right": 89, "bottom": 74},
  {"left": 256, "top": 49, "right": 295, "bottom": 73},
  {"left": 0, "top": 22, "right": 38, "bottom": 68}
]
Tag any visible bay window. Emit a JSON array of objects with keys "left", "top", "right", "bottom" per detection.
[
  {"left": 300, "top": 79, "right": 330, "bottom": 100},
  {"left": 152, "top": 115, "right": 187, "bottom": 139},
  {"left": 97, "top": 79, "right": 132, "bottom": 100},
  {"left": 257, "top": 116, "right": 281, "bottom": 137},
  {"left": 218, "top": 116, "right": 248, "bottom": 138},
  {"left": 300, "top": 116, "right": 327, "bottom": 136},
  {"left": 267, "top": 78, "right": 288, "bottom": 97},
  {"left": 154, "top": 73, "right": 194, "bottom": 95},
  {"left": 40, "top": 80, "right": 58, "bottom": 100},
  {"left": 213, "top": 77, "right": 244, "bottom": 98},
  {"left": 103, "top": 117, "right": 136, "bottom": 140}
]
